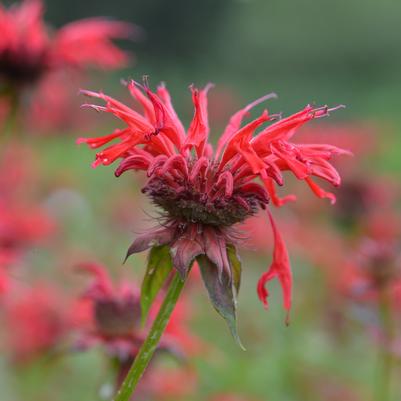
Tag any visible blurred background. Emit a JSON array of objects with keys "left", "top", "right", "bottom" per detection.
[{"left": 1, "top": 0, "right": 401, "bottom": 400}]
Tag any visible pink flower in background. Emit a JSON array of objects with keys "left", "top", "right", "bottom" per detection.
[
  {"left": 0, "top": 0, "right": 139, "bottom": 133},
  {"left": 2, "top": 283, "right": 69, "bottom": 363},
  {"left": 0, "top": 0, "right": 136, "bottom": 88},
  {"left": 0, "top": 199, "right": 54, "bottom": 267},
  {"left": 74, "top": 261, "right": 143, "bottom": 360},
  {"left": 340, "top": 234, "right": 401, "bottom": 305},
  {"left": 209, "top": 394, "right": 262, "bottom": 401},
  {"left": 78, "top": 79, "right": 347, "bottom": 327},
  {"left": 0, "top": 267, "right": 8, "bottom": 295},
  {"left": 74, "top": 261, "right": 200, "bottom": 397},
  {"left": 74, "top": 261, "right": 201, "bottom": 359}
]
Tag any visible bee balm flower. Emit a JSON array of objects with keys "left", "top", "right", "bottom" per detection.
[
  {"left": 78, "top": 79, "right": 348, "bottom": 336},
  {"left": 0, "top": 0, "right": 136, "bottom": 89}
]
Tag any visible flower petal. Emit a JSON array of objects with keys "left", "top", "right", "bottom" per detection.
[{"left": 257, "top": 210, "right": 292, "bottom": 323}]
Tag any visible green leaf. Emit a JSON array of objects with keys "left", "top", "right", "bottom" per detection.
[
  {"left": 227, "top": 244, "right": 242, "bottom": 295},
  {"left": 197, "top": 255, "right": 245, "bottom": 349},
  {"left": 140, "top": 245, "right": 173, "bottom": 326}
]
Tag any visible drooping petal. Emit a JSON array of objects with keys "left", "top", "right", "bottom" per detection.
[
  {"left": 257, "top": 210, "right": 292, "bottom": 322},
  {"left": 115, "top": 153, "right": 153, "bottom": 176}
]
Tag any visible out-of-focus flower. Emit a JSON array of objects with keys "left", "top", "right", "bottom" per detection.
[
  {"left": 142, "top": 365, "right": 198, "bottom": 401},
  {"left": 340, "top": 236, "right": 401, "bottom": 304},
  {"left": 0, "top": 199, "right": 54, "bottom": 267},
  {"left": 74, "top": 261, "right": 200, "bottom": 398},
  {"left": 0, "top": 0, "right": 138, "bottom": 133},
  {"left": 0, "top": 0, "right": 136, "bottom": 89},
  {"left": 2, "top": 283, "right": 69, "bottom": 363},
  {"left": 0, "top": 267, "right": 8, "bottom": 295},
  {"left": 74, "top": 261, "right": 143, "bottom": 360},
  {"left": 208, "top": 394, "right": 262, "bottom": 401},
  {"left": 78, "top": 79, "right": 347, "bottom": 329},
  {"left": 297, "top": 121, "right": 378, "bottom": 159},
  {"left": 75, "top": 261, "right": 201, "bottom": 357}
]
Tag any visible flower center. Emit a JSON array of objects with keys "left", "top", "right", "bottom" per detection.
[
  {"left": 143, "top": 161, "right": 268, "bottom": 227},
  {"left": 94, "top": 298, "right": 140, "bottom": 336},
  {"left": 0, "top": 49, "right": 48, "bottom": 86}
]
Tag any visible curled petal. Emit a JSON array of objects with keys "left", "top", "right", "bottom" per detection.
[
  {"left": 305, "top": 177, "right": 336, "bottom": 204},
  {"left": 215, "top": 171, "right": 234, "bottom": 197},
  {"left": 261, "top": 174, "right": 296, "bottom": 207},
  {"left": 270, "top": 142, "right": 309, "bottom": 180},
  {"left": 146, "top": 154, "right": 169, "bottom": 177},
  {"left": 160, "top": 154, "right": 189, "bottom": 178},
  {"left": 237, "top": 183, "right": 269, "bottom": 204},
  {"left": 115, "top": 154, "right": 152, "bottom": 176},
  {"left": 189, "top": 157, "right": 209, "bottom": 182}
]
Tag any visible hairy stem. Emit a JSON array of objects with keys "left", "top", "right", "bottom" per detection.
[{"left": 113, "top": 272, "right": 185, "bottom": 401}]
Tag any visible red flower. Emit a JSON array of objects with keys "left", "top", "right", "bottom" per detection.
[
  {"left": 74, "top": 262, "right": 143, "bottom": 360},
  {"left": 209, "top": 394, "right": 263, "bottom": 401},
  {"left": 75, "top": 261, "right": 200, "bottom": 359},
  {"left": 0, "top": 199, "right": 54, "bottom": 268},
  {"left": 0, "top": 0, "right": 136, "bottom": 88},
  {"left": 74, "top": 261, "right": 201, "bottom": 397},
  {"left": 2, "top": 283, "right": 69, "bottom": 363},
  {"left": 78, "top": 79, "right": 347, "bottom": 323}
]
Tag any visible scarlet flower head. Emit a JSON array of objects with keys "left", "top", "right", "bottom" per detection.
[
  {"left": 78, "top": 79, "right": 348, "bottom": 335},
  {"left": 0, "top": 0, "right": 136, "bottom": 89}
]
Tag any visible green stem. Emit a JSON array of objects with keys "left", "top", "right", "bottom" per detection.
[
  {"left": 374, "top": 287, "right": 394, "bottom": 401},
  {"left": 113, "top": 272, "right": 185, "bottom": 401}
]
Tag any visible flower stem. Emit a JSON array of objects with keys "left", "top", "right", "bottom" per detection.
[
  {"left": 113, "top": 272, "right": 185, "bottom": 401},
  {"left": 374, "top": 288, "right": 394, "bottom": 401}
]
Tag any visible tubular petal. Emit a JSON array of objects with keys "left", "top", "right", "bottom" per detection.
[{"left": 257, "top": 210, "right": 292, "bottom": 316}]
